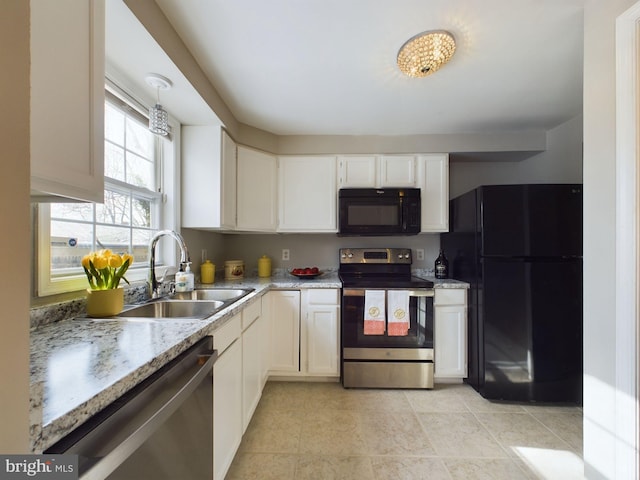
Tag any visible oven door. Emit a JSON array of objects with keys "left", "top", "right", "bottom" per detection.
[
  {"left": 341, "top": 288, "right": 434, "bottom": 352},
  {"left": 341, "top": 288, "right": 434, "bottom": 388}
]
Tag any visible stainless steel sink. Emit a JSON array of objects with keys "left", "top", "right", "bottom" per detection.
[
  {"left": 118, "top": 300, "right": 225, "bottom": 319},
  {"left": 170, "top": 288, "right": 253, "bottom": 302},
  {"left": 115, "top": 288, "right": 254, "bottom": 320}
]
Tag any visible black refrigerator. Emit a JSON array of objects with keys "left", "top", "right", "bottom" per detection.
[{"left": 441, "top": 184, "right": 583, "bottom": 403}]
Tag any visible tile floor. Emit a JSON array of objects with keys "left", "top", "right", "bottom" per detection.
[{"left": 226, "top": 381, "right": 584, "bottom": 480}]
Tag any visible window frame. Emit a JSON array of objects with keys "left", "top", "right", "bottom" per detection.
[{"left": 36, "top": 79, "right": 180, "bottom": 297}]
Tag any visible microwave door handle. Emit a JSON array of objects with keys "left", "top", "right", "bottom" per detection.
[{"left": 400, "top": 197, "right": 407, "bottom": 231}]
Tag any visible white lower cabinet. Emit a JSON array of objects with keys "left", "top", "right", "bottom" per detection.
[
  {"left": 267, "top": 290, "right": 301, "bottom": 374},
  {"left": 241, "top": 300, "right": 263, "bottom": 432},
  {"left": 434, "top": 289, "right": 468, "bottom": 379},
  {"left": 267, "top": 289, "right": 340, "bottom": 378},
  {"left": 213, "top": 314, "right": 242, "bottom": 480},
  {"left": 301, "top": 289, "right": 340, "bottom": 376}
]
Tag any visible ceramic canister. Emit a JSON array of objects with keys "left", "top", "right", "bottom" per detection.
[
  {"left": 224, "top": 260, "right": 244, "bottom": 280},
  {"left": 258, "top": 255, "right": 272, "bottom": 277},
  {"left": 200, "top": 260, "right": 215, "bottom": 284}
]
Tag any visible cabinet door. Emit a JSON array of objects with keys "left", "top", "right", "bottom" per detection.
[
  {"left": 213, "top": 338, "right": 242, "bottom": 480},
  {"left": 302, "top": 289, "right": 340, "bottom": 376},
  {"left": 434, "top": 305, "right": 468, "bottom": 378},
  {"left": 30, "top": 0, "right": 105, "bottom": 202},
  {"left": 418, "top": 154, "right": 449, "bottom": 232},
  {"left": 338, "top": 156, "right": 377, "bottom": 187},
  {"left": 305, "top": 304, "right": 340, "bottom": 375},
  {"left": 379, "top": 155, "right": 416, "bottom": 187},
  {"left": 220, "top": 130, "right": 237, "bottom": 229},
  {"left": 278, "top": 156, "right": 337, "bottom": 232},
  {"left": 242, "top": 317, "right": 262, "bottom": 432},
  {"left": 236, "top": 146, "right": 277, "bottom": 231},
  {"left": 268, "top": 291, "right": 301, "bottom": 373},
  {"left": 260, "top": 293, "right": 272, "bottom": 386}
]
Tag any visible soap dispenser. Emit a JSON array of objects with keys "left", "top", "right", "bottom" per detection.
[{"left": 184, "top": 262, "right": 195, "bottom": 291}]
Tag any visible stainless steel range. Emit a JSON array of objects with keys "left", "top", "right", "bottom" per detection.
[{"left": 339, "top": 248, "right": 435, "bottom": 389}]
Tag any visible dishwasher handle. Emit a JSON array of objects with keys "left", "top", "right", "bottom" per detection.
[{"left": 82, "top": 346, "right": 217, "bottom": 480}]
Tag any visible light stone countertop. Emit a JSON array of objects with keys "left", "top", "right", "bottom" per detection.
[{"left": 29, "top": 272, "right": 467, "bottom": 452}]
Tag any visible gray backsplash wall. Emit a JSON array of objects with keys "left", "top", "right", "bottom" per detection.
[{"left": 181, "top": 230, "right": 442, "bottom": 274}]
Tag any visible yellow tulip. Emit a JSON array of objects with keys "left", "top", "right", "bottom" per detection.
[
  {"left": 82, "top": 250, "right": 134, "bottom": 290},
  {"left": 92, "top": 255, "right": 108, "bottom": 270},
  {"left": 81, "top": 254, "right": 92, "bottom": 270},
  {"left": 108, "top": 254, "right": 123, "bottom": 268}
]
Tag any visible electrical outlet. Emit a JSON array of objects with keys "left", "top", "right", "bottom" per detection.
[
  {"left": 282, "top": 249, "right": 290, "bottom": 261},
  {"left": 416, "top": 249, "right": 425, "bottom": 261}
]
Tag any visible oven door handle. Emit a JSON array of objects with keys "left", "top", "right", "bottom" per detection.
[{"left": 342, "top": 289, "right": 434, "bottom": 297}]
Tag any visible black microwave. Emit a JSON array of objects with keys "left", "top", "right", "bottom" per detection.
[{"left": 338, "top": 188, "right": 421, "bottom": 236}]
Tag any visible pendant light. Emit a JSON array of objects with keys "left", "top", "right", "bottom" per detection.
[{"left": 145, "top": 73, "right": 172, "bottom": 136}]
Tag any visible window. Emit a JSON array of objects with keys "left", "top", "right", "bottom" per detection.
[{"left": 37, "top": 83, "right": 175, "bottom": 296}]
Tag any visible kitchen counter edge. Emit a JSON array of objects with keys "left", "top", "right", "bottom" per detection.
[{"left": 30, "top": 273, "right": 467, "bottom": 452}]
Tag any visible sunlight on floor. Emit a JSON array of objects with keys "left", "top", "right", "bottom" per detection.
[{"left": 513, "top": 446, "right": 585, "bottom": 480}]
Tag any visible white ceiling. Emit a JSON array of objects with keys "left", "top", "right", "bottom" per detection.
[{"left": 108, "top": 0, "right": 584, "bottom": 137}]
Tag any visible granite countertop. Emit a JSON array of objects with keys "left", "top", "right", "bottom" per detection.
[{"left": 29, "top": 272, "right": 467, "bottom": 452}]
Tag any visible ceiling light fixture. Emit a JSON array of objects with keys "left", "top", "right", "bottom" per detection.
[
  {"left": 145, "top": 73, "right": 173, "bottom": 136},
  {"left": 397, "top": 30, "right": 456, "bottom": 78}
]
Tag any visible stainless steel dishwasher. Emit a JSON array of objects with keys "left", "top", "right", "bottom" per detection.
[{"left": 45, "top": 336, "right": 217, "bottom": 480}]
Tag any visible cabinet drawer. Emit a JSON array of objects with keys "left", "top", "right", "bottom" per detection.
[
  {"left": 241, "top": 299, "right": 262, "bottom": 330},
  {"left": 434, "top": 289, "right": 466, "bottom": 306},
  {"left": 214, "top": 313, "right": 241, "bottom": 354},
  {"left": 305, "top": 289, "right": 339, "bottom": 305}
]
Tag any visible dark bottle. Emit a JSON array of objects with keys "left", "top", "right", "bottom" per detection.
[{"left": 434, "top": 249, "right": 449, "bottom": 279}]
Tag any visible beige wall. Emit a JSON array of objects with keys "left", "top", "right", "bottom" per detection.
[
  {"left": 1, "top": 1, "right": 32, "bottom": 453},
  {"left": 450, "top": 114, "right": 583, "bottom": 198}
]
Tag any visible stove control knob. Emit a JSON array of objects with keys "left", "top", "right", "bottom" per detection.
[
  {"left": 348, "top": 253, "right": 353, "bottom": 258},
  {"left": 404, "top": 253, "right": 410, "bottom": 259}
]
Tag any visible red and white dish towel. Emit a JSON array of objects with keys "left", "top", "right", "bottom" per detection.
[
  {"left": 387, "top": 290, "right": 410, "bottom": 336},
  {"left": 364, "top": 290, "right": 386, "bottom": 335}
]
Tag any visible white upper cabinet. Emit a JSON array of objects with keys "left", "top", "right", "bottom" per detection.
[
  {"left": 236, "top": 146, "right": 277, "bottom": 231},
  {"left": 278, "top": 156, "right": 337, "bottom": 232},
  {"left": 338, "top": 155, "right": 417, "bottom": 188},
  {"left": 417, "top": 154, "right": 449, "bottom": 232},
  {"left": 338, "top": 156, "right": 378, "bottom": 187},
  {"left": 182, "top": 127, "right": 236, "bottom": 230},
  {"left": 30, "top": 0, "right": 105, "bottom": 202},
  {"left": 378, "top": 155, "right": 417, "bottom": 187}
]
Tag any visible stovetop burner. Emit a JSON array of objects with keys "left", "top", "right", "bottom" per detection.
[{"left": 338, "top": 247, "right": 434, "bottom": 289}]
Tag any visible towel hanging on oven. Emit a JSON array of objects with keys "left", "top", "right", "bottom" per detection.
[
  {"left": 387, "top": 290, "right": 410, "bottom": 336},
  {"left": 363, "top": 290, "right": 385, "bottom": 335}
]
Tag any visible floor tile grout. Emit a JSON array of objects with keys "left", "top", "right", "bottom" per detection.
[{"left": 228, "top": 381, "right": 584, "bottom": 479}]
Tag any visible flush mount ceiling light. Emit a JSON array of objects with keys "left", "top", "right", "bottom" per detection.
[
  {"left": 145, "top": 73, "right": 172, "bottom": 136},
  {"left": 397, "top": 30, "right": 456, "bottom": 78}
]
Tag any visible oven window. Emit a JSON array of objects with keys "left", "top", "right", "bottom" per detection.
[
  {"left": 348, "top": 205, "right": 399, "bottom": 226},
  {"left": 341, "top": 293, "right": 433, "bottom": 349}
]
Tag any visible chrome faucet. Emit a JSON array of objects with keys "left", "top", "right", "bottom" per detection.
[{"left": 148, "top": 230, "right": 190, "bottom": 299}]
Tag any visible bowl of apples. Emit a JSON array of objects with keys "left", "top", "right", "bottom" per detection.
[{"left": 289, "top": 266, "right": 322, "bottom": 279}]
